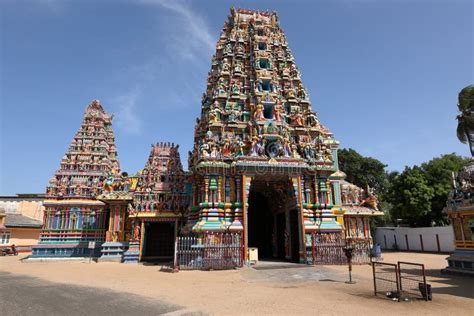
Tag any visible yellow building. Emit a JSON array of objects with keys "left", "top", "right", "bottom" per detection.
[
  {"left": 1, "top": 212, "right": 43, "bottom": 252},
  {"left": 0, "top": 194, "right": 45, "bottom": 252}
]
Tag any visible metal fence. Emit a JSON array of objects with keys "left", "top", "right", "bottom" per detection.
[
  {"left": 306, "top": 233, "right": 372, "bottom": 265},
  {"left": 347, "top": 239, "right": 372, "bottom": 264},
  {"left": 372, "top": 261, "right": 431, "bottom": 302},
  {"left": 372, "top": 262, "right": 401, "bottom": 301},
  {"left": 398, "top": 261, "right": 430, "bottom": 301},
  {"left": 174, "top": 233, "right": 243, "bottom": 270}
]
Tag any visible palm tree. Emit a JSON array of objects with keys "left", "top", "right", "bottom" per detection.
[{"left": 456, "top": 85, "right": 474, "bottom": 156}]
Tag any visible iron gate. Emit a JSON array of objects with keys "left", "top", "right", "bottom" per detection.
[
  {"left": 372, "top": 261, "right": 431, "bottom": 302},
  {"left": 372, "top": 262, "right": 401, "bottom": 301},
  {"left": 174, "top": 233, "right": 243, "bottom": 270},
  {"left": 398, "top": 261, "right": 430, "bottom": 301},
  {"left": 307, "top": 232, "right": 347, "bottom": 265}
]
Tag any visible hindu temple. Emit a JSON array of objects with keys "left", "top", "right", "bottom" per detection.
[
  {"left": 185, "top": 8, "right": 381, "bottom": 264},
  {"left": 31, "top": 8, "right": 381, "bottom": 265},
  {"left": 31, "top": 101, "right": 188, "bottom": 262},
  {"left": 32, "top": 100, "right": 122, "bottom": 258}
]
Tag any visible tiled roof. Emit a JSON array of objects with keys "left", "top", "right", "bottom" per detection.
[{"left": 5, "top": 214, "right": 42, "bottom": 228}]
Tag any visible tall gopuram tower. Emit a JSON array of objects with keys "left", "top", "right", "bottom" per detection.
[
  {"left": 187, "top": 8, "right": 380, "bottom": 263},
  {"left": 127, "top": 142, "right": 187, "bottom": 263},
  {"left": 32, "top": 100, "right": 123, "bottom": 258}
]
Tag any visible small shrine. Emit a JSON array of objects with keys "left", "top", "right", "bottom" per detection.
[
  {"left": 32, "top": 100, "right": 122, "bottom": 258},
  {"left": 443, "top": 84, "right": 474, "bottom": 274},
  {"left": 126, "top": 142, "right": 187, "bottom": 263}
]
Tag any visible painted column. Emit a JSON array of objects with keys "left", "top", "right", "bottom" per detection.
[
  {"left": 139, "top": 220, "right": 145, "bottom": 261},
  {"left": 120, "top": 204, "right": 126, "bottom": 242},
  {"left": 285, "top": 209, "right": 290, "bottom": 260},
  {"left": 229, "top": 176, "right": 243, "bottom": 232},
  {"left": 326, "top": 179, "right": 332, "bottom": 206},
  {"left": 235, "top": 177, "right": 241, "bottom": 202},
  {"left": 108, "top": 207, "right": 113, "bottom": 232},
  {"left": 217, "top": 177, "right": 223, "bottom": 203},
  {"left": 80, "top": 209, "right": 85, "bottom": 230},
  {"left": 314, "top": 176, "right": 319, "bottom": 204},
  {"left": 242, "top": 175, "right": 251, "bottom": 261},
  {"left": 225, "top": 176, "right": 231, "bottom": 203},
  {"left": 295, "top": 176, "right": 306, "bottom": 263},
  {"left": 60, "top": 210, "right": 65, "bottom": 230},
  {"left": 204, "top": 177, "right": 209, "bottom": 203},
  {"left": 332, "top": 181, "right": 342, "bottom": 205}
]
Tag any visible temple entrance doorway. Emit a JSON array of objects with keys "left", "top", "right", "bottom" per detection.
[
  {"left": 142, "top": 221, "right": 175, "bottom": 262},
  {"left": 247, "top": 176, "right": 300, "bottom": 262}
]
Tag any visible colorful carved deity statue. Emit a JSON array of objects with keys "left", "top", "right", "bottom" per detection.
[{"left": 253, "top": 103, "right": 265, "bottom": 120}]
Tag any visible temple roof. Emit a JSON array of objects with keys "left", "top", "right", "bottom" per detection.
[
  {"left": 5, "top": 214, "right": 42, "bottom": 228},
  {"left": 45, "top": 99, "right": 120, "bottom": 200}
]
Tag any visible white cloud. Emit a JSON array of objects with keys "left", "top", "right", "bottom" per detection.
[
  {"left": 139, "top": 0, "right": 215, "bottom": 62},
  {"left": 109, "top": 0, "right": 217, "bottom": 131},
  {"left": 113, "top": 88, "right": 142, "bottom": 135}
]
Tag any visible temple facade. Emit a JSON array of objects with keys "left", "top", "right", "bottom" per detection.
[
  {"left": 186, "top": 8, "right": 381, "bottom": 263},
  {"left": 31, "top": 8, "right": 380, "bottom": 265}
]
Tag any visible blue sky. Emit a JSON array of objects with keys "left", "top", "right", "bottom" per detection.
[{"left": 1, "top": 0, "right": 472, "bottom": 195}]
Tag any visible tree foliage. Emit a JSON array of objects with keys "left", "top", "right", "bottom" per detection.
[
  {"left": 420, "top": 154, "right": 469, "bottom": 225},
  {"left": 456, "top": 85, "right": 474, "bottom": 149},
  {"left": 337, "top": 148, "right": 388, "bottom": 194},
  {"left": 338, "top": 148, "right": 391, "bottom": 227},
  {"left": 388, "top": 166, "right": 435, "bottom": 227},
  {"left": 338, "top": 148, "right": 468, "bottom": 227}
]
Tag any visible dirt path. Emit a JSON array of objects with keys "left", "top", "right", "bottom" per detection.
[{"left": 1, "top": 252, "right": 472, "bottom": 315}]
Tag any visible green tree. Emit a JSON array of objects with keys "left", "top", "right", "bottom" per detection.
[
  {"left": 388, "top": 166, "right": 435, "bottom": 227},
  {"left": 338, "top": 148, "right": 392, "bottom": 228},
  {"left": 337, "top": 148, "right": 388, "bottom": 194},
  {"left": 456, "top": 85, "right": 474, "bottom": 155},
  {"left": 420, "top": 153, "right": 469, "bottom": 225}
]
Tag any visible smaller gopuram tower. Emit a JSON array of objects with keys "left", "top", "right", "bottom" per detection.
[
  {"left": 128, "top": 142, "right": 187, "bottom": 262},
  {"left": 32, "top": 100, "right": 121, "bottom": 258}
]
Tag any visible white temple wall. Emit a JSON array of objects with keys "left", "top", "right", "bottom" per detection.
[{"left": 375, "top": 226, "right": 454, "bottom": 253}]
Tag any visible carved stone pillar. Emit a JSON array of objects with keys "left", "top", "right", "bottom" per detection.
[
  {"left": 217, "top": 176, "right": 223, "bottom": 203},
  {"left": 225, "top": 176, "right": 231, "bottom": 203},
  {"left": 204, "top": 177, "right": 209, "bottom": 203},
  {"left": 326, "top": 179, "right": 332, "bottom": 206},
  {"left": 314, "top": 176, "right": 319, "bottom": 204}
]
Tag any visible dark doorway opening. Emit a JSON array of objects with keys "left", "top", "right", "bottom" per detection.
[
  {"left": 247, "top": 177, "right": 300, "bottom": 262},
  {"left": 143, "top": 222, "right": 175, "bottom": 261},
  {"left": 289, "top": 209, "right": 300, "bottom": 262},
  {"left": 248, "top": 191, "right": 273, "bottom": 258}
]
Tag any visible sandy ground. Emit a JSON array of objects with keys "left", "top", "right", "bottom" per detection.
[{"left": 0, "top": 252, "right": 472, "bottom": 315}]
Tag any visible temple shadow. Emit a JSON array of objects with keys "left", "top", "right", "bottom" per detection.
[
  {"left": 399, "top": 267, "right": 474, "bottom": 299},
  {"left": 428, "top": 270, "right": 474, "bottom": 299}
]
